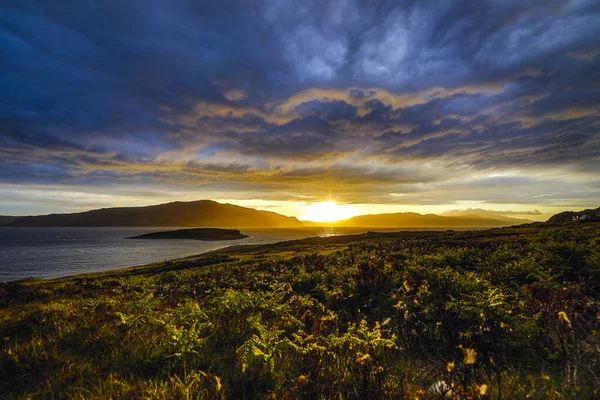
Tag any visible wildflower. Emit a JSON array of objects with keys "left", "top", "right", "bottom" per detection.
[
  {"left": 446, "top": 361, "right": 455, "bottom": 373},
  {"left": 356, "top": 352, "right": 372, "bottom": 365},
  {"left": 296, "top": 375, "right": 309, "bottom": 385},
  {"left": 479, "top": 384, "right": 488, "bottom": 395},
  {"left": 463, "top": 348, "right": 477, "bottom": 365},
  {"left": 394, "top": 300, "right": 405, "bottom": 310},
  {"left": 428, "top": 380, "right": 453, "bottom": 398},
  {"left": 558, "top": 311, "right": 572, "bottom": 327}
]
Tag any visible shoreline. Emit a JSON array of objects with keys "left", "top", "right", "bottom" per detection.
[
  {"left": 4, "top": 222, "right": 579, "bottom": 283},
  {"left": 1, "top": 225, "right": 526, "bottom": 284}
]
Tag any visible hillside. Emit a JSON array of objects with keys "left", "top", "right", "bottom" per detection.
[
  {"left": 1, "top": 223, "right": 599, "bottom": 398},
  {"left": 324, "top": 211, "right": 528, "bottom": 228},
  {"left": 441, "top": 208, "right": 537, "bottom": 223},
  {"left": 5, "top": 200, "right": 303, "bottom": 228},
  {"left": 548, "top": 206, "right": 600, "bottom": 223}
]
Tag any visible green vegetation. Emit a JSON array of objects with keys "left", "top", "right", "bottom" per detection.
[
  {"left": 548, "top": 206, "right": 600, "bottom": 224},
  {"left": 1, "top": 224, "right": 600, "bottom": 399}
]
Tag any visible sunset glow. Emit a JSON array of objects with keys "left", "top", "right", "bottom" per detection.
[
  {"left": 0, "top": 1, "right": 598, "bottom": 221},
  {"left": 2, "top": 2, "right": 600, "bottom": 398},
  {"left": 299, "top": 201, "right": 358, "bottom": 223}
]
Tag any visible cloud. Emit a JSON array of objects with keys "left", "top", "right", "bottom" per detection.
[{"left": 1, "top": 0, "right": 599, "bottom": 214}]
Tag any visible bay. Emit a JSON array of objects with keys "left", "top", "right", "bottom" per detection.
[{"left": 0, "top": 227, "right": 366, "bottom": 281}]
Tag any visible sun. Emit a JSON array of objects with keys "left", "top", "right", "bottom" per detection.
[{"left": 299, "top": 201, "right": 358, "bottom": 223}]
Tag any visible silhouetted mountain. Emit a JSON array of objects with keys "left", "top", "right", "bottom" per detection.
[
  {"left": 6, "top": 200, "right": 303, "bottom": 228},
  {"left": 548, "top": 206, "right": 600, "bottom": 224},
  {"left": 441, "top": 208, "right": 535, "bottom": 224},
  {"left": 325, "top": 212, "right": 526, "bottom": 228},
  {"left": 0, "top": 216, "right": 17, "bottom": 226}
]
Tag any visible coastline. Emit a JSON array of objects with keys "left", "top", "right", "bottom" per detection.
[
  {"left": 2, "top": 223, "right": 599, "bottom": 398},
  {"left": 3, "top": 225, "right": 525, "bottom": 284}
]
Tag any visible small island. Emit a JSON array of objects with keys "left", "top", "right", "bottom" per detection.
[{"left": 127, "top": 228, "right": 248, "bottom": 241}]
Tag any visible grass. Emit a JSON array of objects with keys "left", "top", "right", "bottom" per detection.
[{"left": 1, "top": 223, "right": 600, "bottom": 399}]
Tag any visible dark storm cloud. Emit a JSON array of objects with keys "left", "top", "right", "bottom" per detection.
[{"left": 1, "top": 0, "right": 600, "bottom": 208}]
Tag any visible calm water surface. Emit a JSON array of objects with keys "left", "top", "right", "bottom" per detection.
[{"left": 0, "top": 227, "right": 378, "bottom": 281}]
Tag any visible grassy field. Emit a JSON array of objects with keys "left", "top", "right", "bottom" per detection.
[{"left": 1, "top": 224, "right": 600, "bottom": 399}]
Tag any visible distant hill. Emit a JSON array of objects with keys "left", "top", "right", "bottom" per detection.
[
  {"left": 322, "top": 212, "right": 528, "bottom": 228},
  {"left": 0, "top": 216, "right": 17, "bottom": 226},
  {"left": 5, "top": 200, "right": 303, "bottom": 228},
  {"left": 441, "top": 208, "right": 536, "bottom": 224},
  {"left": 547, "top": 206, "right": 600, "bottom": 224}
]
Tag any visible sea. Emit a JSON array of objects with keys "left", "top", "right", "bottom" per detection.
[{"left": 0, "top": 226, "right": 386, "bottom": 282}]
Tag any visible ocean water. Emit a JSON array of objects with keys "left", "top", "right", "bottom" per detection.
[{"left": 0, "top": 227, "right": 370, "bottom": 282}]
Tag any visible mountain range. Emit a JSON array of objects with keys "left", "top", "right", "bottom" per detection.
[
  {"left": 0, "top": 200, "right": 535, "bottom": 228},
  {"left": 1, "top": 200, "right": 302, "bottom": 228},
  {"left": 305, "top": 212, "right": 530, "bottom": 228}
]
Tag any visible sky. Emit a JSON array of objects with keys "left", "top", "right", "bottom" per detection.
[{"left": 1, "top": 0, "right": 600, "bottom": 220}]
